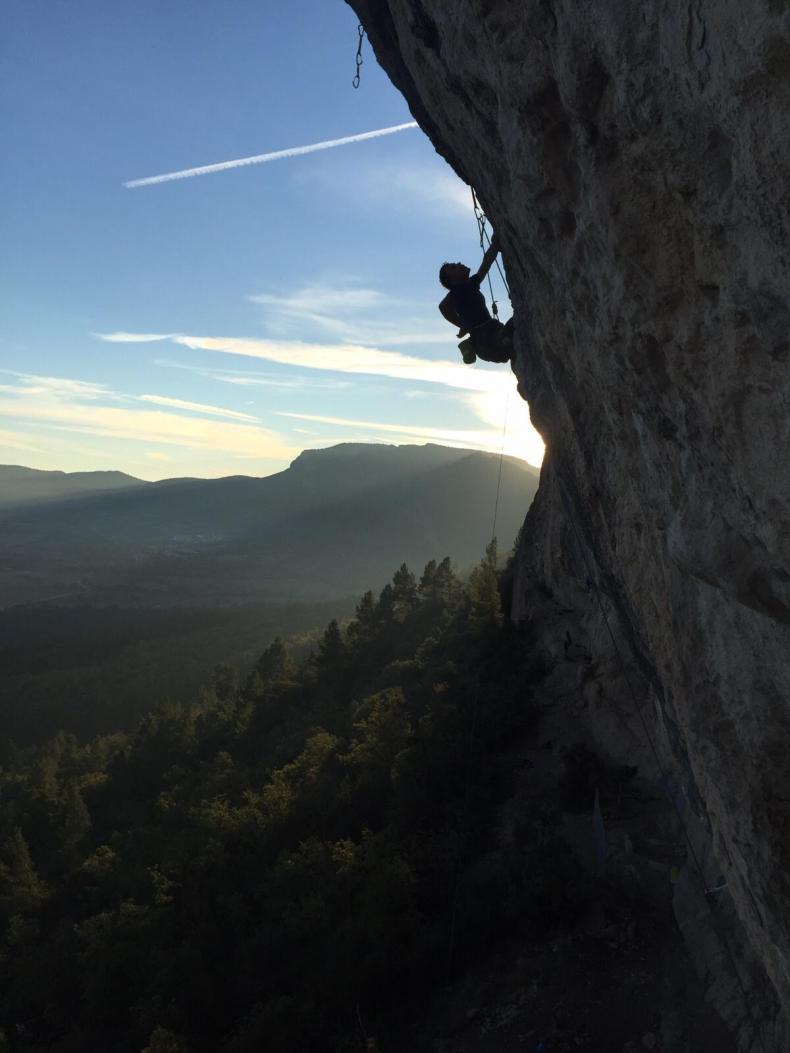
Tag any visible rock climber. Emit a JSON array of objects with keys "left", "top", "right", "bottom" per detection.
[{"left": 438, "top": 232, "right": 513, "bottom": 365}]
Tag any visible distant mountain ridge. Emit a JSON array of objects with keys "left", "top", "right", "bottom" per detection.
[
  {"left": 0, "top": 443, "right": 540, "bottom": 606},
  {"left": 0, "top": 465, "right": 144, "bottom": 507}
]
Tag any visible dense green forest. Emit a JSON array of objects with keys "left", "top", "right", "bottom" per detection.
[
  {"left": 0, "top": 545, "right": 586, "bottom": 1052},
  {"left": 0, "top": 600, "right": 355, "bottom": 746}
]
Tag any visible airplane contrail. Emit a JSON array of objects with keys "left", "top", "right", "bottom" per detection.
[{"left": 124, "top": 121, "right": 419, "bottom": 188}]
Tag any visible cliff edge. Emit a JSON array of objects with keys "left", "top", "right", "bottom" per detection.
[{"left": 346, "top": 2, "right": 790, "bottom": 1049}]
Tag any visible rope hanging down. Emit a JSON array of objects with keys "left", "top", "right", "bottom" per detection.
[
  {"left": 352, "top": 24, "right": 365, "bottom": 89},
  {"left": 445, "top": 198, "right": 512, "bottom": 977},
  {"left": 470, "top": 187, "right": 512, "bottom": 543},
  {"left": 446, "top": 396, "right": 510, "bottom": 983}
]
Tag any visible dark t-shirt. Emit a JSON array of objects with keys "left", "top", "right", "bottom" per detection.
[{"left": 445, "top": 276, "right": 492, "bottom": 332}]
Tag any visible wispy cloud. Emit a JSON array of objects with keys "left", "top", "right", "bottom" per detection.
[
  {"left": 359, "top": 162, "right": 471, "bottom": 217},
  {"left": 276, "top": 410, "right": 505, "bottom": 453},
  {"left": 124, "top": 122, "right": 419, "bottom": 188},
  {"left": 93, "top": 331, "right": 545, "bottom": 468},
  {"left": 0, "top": 372, "right": 297, "bottom": 463},
  {"left": 0, "top": 428, "right": 46, "bottom": 455},
  {"left": 0, "top": 371, "right": 111, "bottom": 400},
  {"left": 295, "top": 157, "right": 472, "bottom": 222},
  {"left": 163, "top": 333, "right": 498, "bottom": 394},
  {"left": 248, "top": 282, "right": 449, "bottom": 347},
  {"left": 220, "top": 374, "right": 352, "bottom": 390},
  {"left": 92, "top": 332, "right": 173, "bottom": 343},
  {"left": 150, "top": 357, "right": 354, "bottom": 390},
  {"left": 136, "top": 394, "right": 261, "bottom": 422},
  {"left": 253, "top": 287, "right": 387, "bottom": 315},
  {"left": 279, "top": 399, "right": 543, "bottom": 468}
]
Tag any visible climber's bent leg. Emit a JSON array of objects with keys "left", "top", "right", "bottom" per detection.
[{"left": 473, "top": 319, "right": 512, "bottom": 363}]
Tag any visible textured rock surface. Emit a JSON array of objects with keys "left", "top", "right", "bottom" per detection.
[{"left": 346, "top": 2, "right": 790, "bottom": 1049}]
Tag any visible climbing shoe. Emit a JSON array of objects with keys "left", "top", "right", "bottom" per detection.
[{"left": 458, "top": 338, "right": 477, "bottom": 364}]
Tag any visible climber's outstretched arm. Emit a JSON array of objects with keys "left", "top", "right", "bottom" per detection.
[{"left": 474, "top": 232, "right": 500, "bottom": 283}]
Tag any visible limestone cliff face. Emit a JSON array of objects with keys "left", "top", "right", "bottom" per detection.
[{"left": 347, "top": 2, "right": 790, "bottom": 1048}]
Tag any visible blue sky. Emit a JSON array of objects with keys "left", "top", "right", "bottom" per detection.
[{"left": 1, "top": 0, "right": 543, "bottom": 480}]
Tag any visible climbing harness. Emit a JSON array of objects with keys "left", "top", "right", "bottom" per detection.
[
  {"left": 352, "top": 23, "right": 365, "bottom": 89},
  {"left": 557, "top": 477, "right": 769, "bottom": 1053}
]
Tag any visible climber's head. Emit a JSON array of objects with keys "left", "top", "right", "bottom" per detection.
[{"left": 439, "top": 262, "right": 470, "bottom": 288}]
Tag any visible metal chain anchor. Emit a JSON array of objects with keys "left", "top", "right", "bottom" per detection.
[{"left": 352, "top": 24, "right": 365, "bottom": 89}]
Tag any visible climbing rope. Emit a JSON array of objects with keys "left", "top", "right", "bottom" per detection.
[
  {"left": 557, "top": 477, "right": 769, "bottom": 1053},
  {"left": 469, "top": 187, "right": 513, "bottom": 542},
  {"left": 490, "top": 244, "right": 510, "bottom": 300},
  {"left": 471, "top": 187, "right": 511, "bottom": 303},
  {"left": 471, "top": 187, "right": 500, "bottom": 318},
  {"left": 446, "top": 392, "right": 510, "bottom": 983},
  {"left": 352, "top": 23, "right": 365, "bottom": 89},
  {"left": 467, "top": 187, "right": 514, "bottom": 544}
]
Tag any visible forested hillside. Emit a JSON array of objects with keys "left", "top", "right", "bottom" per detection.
[
  {"left": 0, "top": 546, "right": 579, "bottom": 1052},
  {"left": 0, "top": 599, "right": 355, "bottom": 746},
  {"left": 0, "top": 443, "right": 538, "bottom": 744}
]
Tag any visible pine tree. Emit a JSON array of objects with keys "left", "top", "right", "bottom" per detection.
[
  {"left": 0, "top": 827, "right": 45, "bottom": 915},
  {"left": 256, "top": 637, "right": 294, "bottom": 683},
  {"left": 467, "top": 539, "right": 503, "bottom": 631},
  {"left": 33, "top": 751, "right": 59, "bottom": 801},
  {"left": 376, "top": 583, "right": 395, "bottom": 623},
  {"left": 347, "top": 591, "right": 377, "bottom": 650},
  {"left": 419, "top": 559, "right": 437, "bottom": 595},
  {"left": 315, "top": 619, "right": 346, "bottom": 673},
  {"left": 242, "top": 668, "right": 265, "bottom": 702},
  {"left": 356, "top": 590, "right": 376, "bottom": 620},
  {"left": 391, "top": 564, "right": 418, "bottom": 620},
  {"left": 433, "top": 556, "right": 460, "bottom": 607},
  {"left": 212, "top": 663, "right": 238, "bottom": 703},
  {"left": 61, "top": 779, "right": 91, "bottom": 850}
]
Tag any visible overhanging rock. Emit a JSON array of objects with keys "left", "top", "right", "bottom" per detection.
[{"left": 346, "top": 2, "right": 790, "bottom": 1048}]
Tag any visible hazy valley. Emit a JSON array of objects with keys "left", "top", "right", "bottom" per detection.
[
  {"left": 0, "top": 444, "right": 537, "bottom": 608},
  {"left": 0, "top": 443, "right": 537, "bottom": 742}
]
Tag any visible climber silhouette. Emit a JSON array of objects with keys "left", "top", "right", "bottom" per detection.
[{"left": 438, "top": 232, "right": 513, "bottom": 365}]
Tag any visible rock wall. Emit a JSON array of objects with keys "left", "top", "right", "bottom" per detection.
[{"left": 346, "top": 2, "right": 790, "bottom": 1049}]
